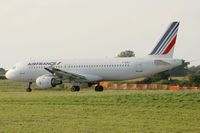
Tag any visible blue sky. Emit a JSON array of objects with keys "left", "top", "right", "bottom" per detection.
[{"left": 0, "top": 0, "right": 199, "bottom": 69}]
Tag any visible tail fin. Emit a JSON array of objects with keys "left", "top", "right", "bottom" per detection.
[{"left": 149, "top": 21, "right": 180, "bottom": 58}]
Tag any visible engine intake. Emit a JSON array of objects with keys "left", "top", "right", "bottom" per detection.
[{"left": 36, "top": 75, "right": 62, "bottom": 89}]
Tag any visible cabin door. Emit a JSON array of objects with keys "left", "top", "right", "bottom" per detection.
[{"left": 135, "top": 63, "right": 143, "bottom": 72}]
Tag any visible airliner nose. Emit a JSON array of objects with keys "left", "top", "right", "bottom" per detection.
[{"left": 5, "top": 70, "right": 12, "bottom": 80}]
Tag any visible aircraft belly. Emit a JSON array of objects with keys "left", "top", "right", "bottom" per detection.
[{"left": 91, "top": 69, "right": 135, "bottom": 81}]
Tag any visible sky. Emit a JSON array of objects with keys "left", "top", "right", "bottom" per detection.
[{"left": 0, "top": 0, "right": 199, "bottom": 69}]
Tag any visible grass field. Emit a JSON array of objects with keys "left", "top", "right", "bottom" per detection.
[{"left": 0, "top": 80, "right": 200, "bottom": 133}]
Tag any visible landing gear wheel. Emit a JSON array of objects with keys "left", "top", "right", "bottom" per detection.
[
  {"left": 26, "top": 88, "right": 32, "bottom": 92},
  {"left": 71, "top": 86, "right": 80, "bottom": 92},
  {"left": 71, "top": 86, "right": 76, "bottom": 92},
  {"left": 75, "top": 86, "right": 80, "bottom": 91},
  {"left": 95, "top": 86, "right": 104, "bottom": 92}
]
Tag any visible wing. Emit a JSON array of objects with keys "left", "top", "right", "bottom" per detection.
[{"left": 44, "top": 67, "right": 87, "bottom": 82}]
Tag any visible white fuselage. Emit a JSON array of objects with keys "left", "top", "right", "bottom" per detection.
[{"left": 6, "top": 57, "right": 182, "bottom": 83}]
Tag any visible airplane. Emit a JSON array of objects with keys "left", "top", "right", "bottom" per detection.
[{"left": 5, "top": 21, "right": 183, "bottom": 92}]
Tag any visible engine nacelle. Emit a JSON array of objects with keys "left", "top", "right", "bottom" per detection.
[{"left": 36, "top": 75, "right": 62, "bottom": 89}]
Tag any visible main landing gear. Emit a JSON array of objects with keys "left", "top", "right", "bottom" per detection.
[
  {"left": 26, "top": 82, "right": 32, "bottom": 92},
  {"left": 71, "top": 86, "right": 80, "bottom": 92},
  {"left": 95, "top": 85, "right": 104, "bottom": 92},
  {"left": 70, "top": 84, "right": 104, "bottom": 92}
]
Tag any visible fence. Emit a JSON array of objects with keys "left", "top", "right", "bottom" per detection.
[{"left": 100, "top": 82, "right": 200, "bottom": 91}]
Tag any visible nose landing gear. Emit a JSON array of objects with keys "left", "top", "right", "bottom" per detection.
[{"left": 26, "top": 82, "right": 32, "bottom": 92}]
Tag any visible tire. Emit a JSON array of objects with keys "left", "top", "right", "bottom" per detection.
[
  {"left": 95, "top": 86, "right": 104, "bottom": 92},
  {"left": 76, "top": 86, "right": 80, "bottom": 91},
  {"left": 26, "top": 88, "right": 32, "bottom": 92},
  {"left": 71, "top": 86, "right": 76, "bottom": 92},
  {"left": 71, "top": 86, "right": 80, "bottom": 92},
  {"left": 99, "top": 86, "right": 104, "bottom": 91}
]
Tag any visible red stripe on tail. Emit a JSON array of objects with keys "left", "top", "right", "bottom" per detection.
[{"left": 162, "top": 35, "right": 177, "bottom": 55}]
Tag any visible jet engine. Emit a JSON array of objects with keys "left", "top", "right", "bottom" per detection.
[{"left": 36, "top": 75, "right": 62, "bottom": 89}]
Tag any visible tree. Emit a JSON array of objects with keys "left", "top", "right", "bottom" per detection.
[
  {"left": 117, "top": 50, "right": 135, "bottom": 57},
  {"left": 189, "top": 74, "right": 200, "bottom": 86},
  {"left": 0, "top": 68, "right": 6, "bottom": 80},
  {"left": 188, "top": 65, "right": 200, "bottom": 75},
  {"left": 136, "top": 71, "right": 170, "bottom": 84}
]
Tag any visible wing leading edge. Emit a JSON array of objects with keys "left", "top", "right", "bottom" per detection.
[{"left": 44, "top": 67, "right": 87, "bottom": 82}]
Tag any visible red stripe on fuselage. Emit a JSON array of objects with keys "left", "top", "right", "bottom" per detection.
[{"left": 162, "top": 35, "right": 177, "bottom": 55}]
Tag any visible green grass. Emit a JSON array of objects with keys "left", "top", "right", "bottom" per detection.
[{"left": 0, "top": 80, "right": 200, "bottom": 132}]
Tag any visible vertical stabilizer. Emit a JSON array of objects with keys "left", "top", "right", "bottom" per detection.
[{"left": 149, "top": 21, "right": 180, "bottom": 58}]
